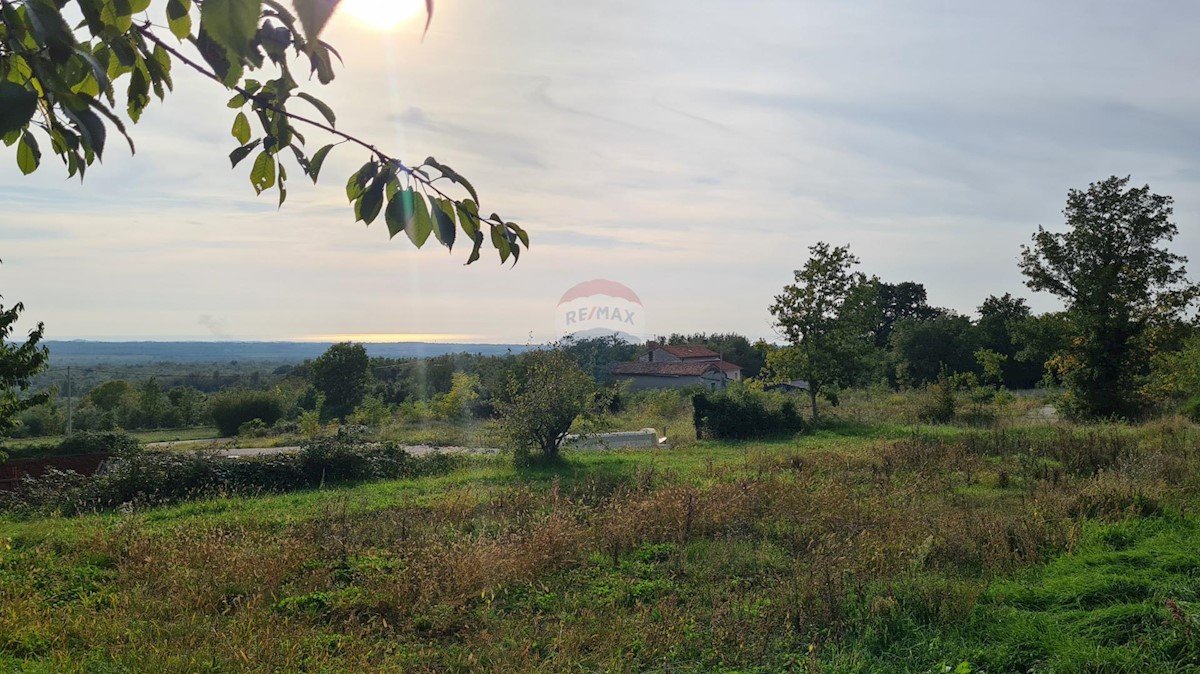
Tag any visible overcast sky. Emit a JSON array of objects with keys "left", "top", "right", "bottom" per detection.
[{"left": 3, "top": 0, "right": 1199, "bottom": 343}]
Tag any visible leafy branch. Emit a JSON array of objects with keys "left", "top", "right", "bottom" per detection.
[{"left": 0, "top": 0, "right": 527, "bottom": 265}]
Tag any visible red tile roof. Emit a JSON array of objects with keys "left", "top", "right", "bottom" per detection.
[
  {"left": 659, "top": 344, "right": 719, "bottom": 359},
  {"left": 613, "top": 361, "right": 726, "bottom": 377}
]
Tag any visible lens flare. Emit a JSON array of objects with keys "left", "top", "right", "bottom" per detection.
[{"left": 337, "top": 0, "right": 424, "bottom": 31}]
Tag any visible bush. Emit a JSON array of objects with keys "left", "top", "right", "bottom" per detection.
[
  {"left": 57, "top": 430, "right": 140, "bottom": 456},
  {"left": 497, "top": 347, "right": 606, "bottom": 460},
  {"left": 237, "top": 418, "right": 270, "bottom": 437},
  {"left": 1183, "top": 395, "right": 1200, "bottom": 423},
  {"left": 2, "top": 438, "right": 461, "bottom": 515},
  {"left": 692, "top": 384, "right": 804, "bottom": 440},
  {"left": 208, "top": 389, "right": 284, "bottom": 437},
  {"left": 918, "top": 369, "right": 958, "bottom": 423}
]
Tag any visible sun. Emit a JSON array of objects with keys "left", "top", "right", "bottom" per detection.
[{"left": 337, "top": 0, "right": 425, "bottom": 31}]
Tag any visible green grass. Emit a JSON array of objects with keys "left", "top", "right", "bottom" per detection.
[
  {"left": 2, "top": 419, "right": 1199, "bottom": 673},
  {"left": 2, "top": 427, "right": 221, "bottom": 452}
]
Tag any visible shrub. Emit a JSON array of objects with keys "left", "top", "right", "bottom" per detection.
[
  {"left": 497, "top": 347, "right": 607, "bottom": 460},
  {"left": 237, "top": 418, "right": 270, "bottom": 437},
  {"left": 430, "top": 373, "right": 479, "bottom": 422},
  {"left": 56, "top": 430, "right": 140, "bottom": 456},
  {"left": 3, "top": 438, "right": 461, "bottom": 515},
  {"left": 1183, "top": 395, "right": 1200, "bottom": 423},
  {"left": 918, "top": 368, "right": 958, "bottom": 423},
  {"left": 692, "top": 384, "right": 804, "bottom": 440},
  {"left": 208, "top": 389, "right": 284, "bottom": 437}
]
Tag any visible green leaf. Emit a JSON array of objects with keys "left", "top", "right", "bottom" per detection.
[
  {"left": 250, "top": 149, "right": 275, "bottom": 194},
  {"left": 345, "top": 160, "right": 377, "bottom": 202},
  {"left": 408, "top": 191, "right": 433, "bottom": 246},
  {"left": 63, "top": 106, "right": 107, "bottom": 159},
  {"left": 0, "top": 82, "right": 37, "bottom": 136},
  {"left": 100, "top": 0, "right": 134, "bottom": 35},
  {"left": 508, "top": 222, "right": 529, "bottom": 248},
  {"left": 229, "top": 139, "right": 260, "bottom": 167},
  {"left": 456, "top": 199, "right": 479, "bottom": 239},
  {"left": 465, "top": 231, "right": 484, "bottom": 265},
  {"left": 85, "top": 97, "right": 136, "bottom": 154},
  {"left": 384, "top": 189, "right": 409, "bottom": 240},
  {"left": 231, "top": 111, "right": 251, "bottom": 144},
  {"left": 307, "top": 143, "right": 333, "bottom": 183},
  {"left": 72, "top": 47, "right": 111, "bottom": 98},
  {"left": 25, "top": 0, "right": 77, "bottom": 62},
  {"left": 295, "top": 92, "right": 335, "bottom": 127},
  {"left": 200, "top": 0, "right": 263, "bottom": 56},
  {"left": 126, "top": 67, "right": 149, "bottom": 121},
  {"left": 491, "top": 222, "right": 511, "bottom": 263},
  {"left": 429, "top": 196, "right": 456, "bottom": 250},
  {"left": 423, "top": 155, "right": 478, "bottom": 204},
  {"left": 356, "top": 174, "right": 386, "bottom": 225},
  {"left": 278, "top": 162, "right": 287, "bottom": 207},
  {"left": 16, "top": 132, "right": 40, "bottom": 175},
  {"left": 507, "top": 229, "right": 520, "bottom": 264},
  {"left": 309, "top": 44, "right": 335, "bottom": 85},
  {"left": 194, "top": 29, "right": 244, "bottom": 86},
  {"left": 166, "top": 0, "right": 193, "bottom": 40},
  {"left": 293, "top": 0, "right": 340, "bottom": 42}
]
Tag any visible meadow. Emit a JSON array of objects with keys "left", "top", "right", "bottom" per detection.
[{"left": 2, "top": 401, "right": 1199, "bottom": 673}]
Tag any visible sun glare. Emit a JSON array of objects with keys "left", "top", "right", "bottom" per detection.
[{"left": 337, "top": 0, "right": 425, "bottom": 31}]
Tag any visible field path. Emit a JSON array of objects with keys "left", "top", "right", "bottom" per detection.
[{"left": 145, "top": 442, "right": 501, "bottom": 458}]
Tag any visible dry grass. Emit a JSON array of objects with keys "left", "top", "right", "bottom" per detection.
[{"left": 2, "top": 420, "right": 1199, "bottom": 672}]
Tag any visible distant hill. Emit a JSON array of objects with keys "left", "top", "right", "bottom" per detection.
[{"left": 42, "top": 341, "right": 527, "bottom": 365}]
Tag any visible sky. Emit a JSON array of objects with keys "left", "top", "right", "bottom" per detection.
[{"left": 3, "top": 0, "right": 1199, "bottom": 343}]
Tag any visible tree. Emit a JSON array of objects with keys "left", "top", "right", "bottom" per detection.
[
  {"left": 310, "top": 341, "right": 369, "bottom": 419},
  {"left": 0, "top": 294, "right": 49, "bottom": 436},
  {"left": 888, "top": 314, "right": 979, "bottom": 387},
  {"left": 86, "top": 379, "right": 135, "bottom": 413},
  {"left": 1020, "top": 176, "right": 1200, "bottom": 418},
  {"left": 975, "top": 294, "right": 1042, "bottom": 389},
  {"left": 768, "top": 242, "right": 875, "bottom": 421},
  {"left": 0, "top": 0, "right": 527, "bottom": 265},
  {"left": 866, "top": 281, "right": 944, "bottom": 349},
  {"left": 496, "top": 346, "right": 605, "bottom": 461},
  {"left": 561, "top": 334, "right": 639, "bottom": 383},
  {"left": 1010, "top": 311, "right": 1073, "bottom": 387},
  {"left": 208, "top": 387, "right": 283, "bottom": 436}
]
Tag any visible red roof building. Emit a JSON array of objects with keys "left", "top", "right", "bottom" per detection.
[{"left": 615, "top": 344, "right": 743, "bottom": 391}]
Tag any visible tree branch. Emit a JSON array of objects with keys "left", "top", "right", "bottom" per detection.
[{"left": 135, "top": 23, "right": 476, "bottom": 218}]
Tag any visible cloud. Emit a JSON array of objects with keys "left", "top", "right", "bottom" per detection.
[{"left": 2, "top": 0, "right": 1199, "bottom": 341}]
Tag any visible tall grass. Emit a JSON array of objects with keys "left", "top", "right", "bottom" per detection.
[{"left": 1, "top": 418, "right": 1199, "bottom": 672}]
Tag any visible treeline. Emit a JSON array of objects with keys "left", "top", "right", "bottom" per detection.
[
  {"left": 767, "top": 176, "right": 1200, "bottom": 422},
  {"left": 7, "top": 337, "right": 645, "bottom": 438}
]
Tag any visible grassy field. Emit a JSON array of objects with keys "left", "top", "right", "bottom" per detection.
[
  {"left": 3, "top": 427, "right": 222, "bottom": 451},
  {"left": 2, "top": 418, "right": 1198, "bottom": 673}
]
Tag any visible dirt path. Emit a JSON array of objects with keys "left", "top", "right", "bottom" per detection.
[{"left": 149, "top": 443, "right": 501, "bottom": 458}]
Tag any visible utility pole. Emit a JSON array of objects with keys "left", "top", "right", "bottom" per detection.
[{"left": 66, "top": 366, "right": 73, "bottom": 436}]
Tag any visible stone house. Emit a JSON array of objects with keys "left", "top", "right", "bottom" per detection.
[{"left": 612, "top": 344, "right": 743, "bottom": 391}]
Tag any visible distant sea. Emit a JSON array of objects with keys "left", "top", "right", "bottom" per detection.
[{"left": 42, "top": 341, "right": 527, "bottom": 364}]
